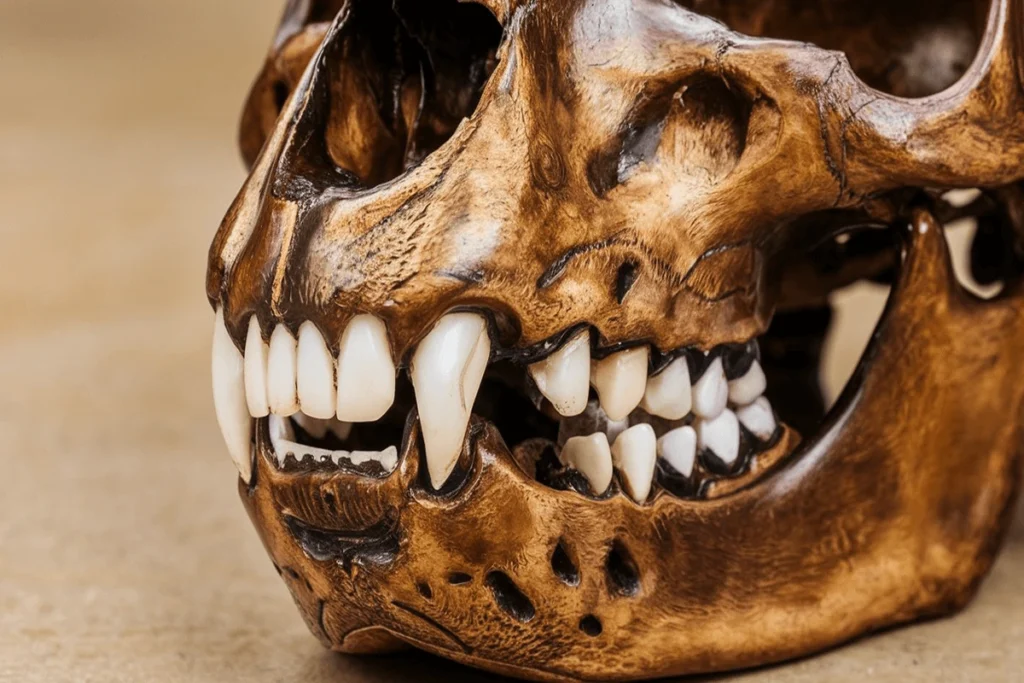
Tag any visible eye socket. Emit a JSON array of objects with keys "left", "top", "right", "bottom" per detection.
[
  {"left": 679, "top": 0, "right": 989, "bottom": 97},
  {"left": 318, "top": 0, "right": 504, "bottom": 187}
]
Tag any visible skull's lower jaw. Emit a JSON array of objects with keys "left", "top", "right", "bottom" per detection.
[{"left": 237, "top": 214, "right": 1024, "bottom": 683}]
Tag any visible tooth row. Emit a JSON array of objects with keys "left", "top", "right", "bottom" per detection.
[{"left": 269, "top": 415, "right": 397, "bottom": 472}]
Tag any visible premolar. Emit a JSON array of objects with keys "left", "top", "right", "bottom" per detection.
[
  {"left": 591, "top": 347, "right": 649, "bottom": 421},
  {"left": 560, "top": 433, "right": 613, "bottom": 495},
  {"left": 692, "top": 357, "right": 728, "bottom": 419},
  {"left": 641, "top": 356, "right": 692, "bottom": 420},
  {"left": 728, "top": 359, "right": 767, "bottom": 407},
  {"left": 657, "top": 426, "right": 697, "bottom": 477},
  {"left": 736, "top": 397, "right": 777, "bottom": 441},
  {"left": 611, "top": 424, "right": 657, "bottom": 503},
  {"left": 529, "top": 329, "right": 591, "bottom": 417},
  {"left": 411, "top": 313, "right": 491, "bottom": 490},
  {"left": 696, "top": 409, "right": 741, "bottom": 467}
]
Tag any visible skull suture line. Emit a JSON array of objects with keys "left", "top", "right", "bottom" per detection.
[{"left": 208, "top": 0, "right": 1024, "bottom": 680}]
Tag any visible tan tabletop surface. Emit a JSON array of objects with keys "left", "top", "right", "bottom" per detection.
[{"left": 1, "top": 2, "right": 1021, "bottom": 681}]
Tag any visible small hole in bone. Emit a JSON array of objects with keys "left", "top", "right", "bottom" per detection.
[
  {"left": 579, "top": 615, "right": 603, "bottom": 637},
  {"left": 605, "top": 541, "right": 641, "bottom": 598},
  {"left": 551, "top": 540, "right": 581, "bottom": 587},
  {"left": 448, "top": 572, "right": 472, "bottom": 585},
  {"left": 615, "top": 261, "right": 639, "bottom": 304},
  {"left": 417, "top": 582, "right": 433, "bottom": 600},
  {"left": 485, "top": 571, "right": 536, "bottom": 623}
]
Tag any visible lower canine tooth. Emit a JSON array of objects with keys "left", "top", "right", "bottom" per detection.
[
  {"left": 696, "top": 409, "right": 741, "bottom": 466},
  {"left": 692, "top": 357, "right": 728, "bottom": 419},
  {"left": 529, "top": 330, "right": 591, "bottom": 417},
  {"left": 297, "top": 322, "right": 337, "bottom": 419},
  {"left": 728, "top": 359, "right": 767, "bottom": 406},
  {"left": 591, "top": 347, "right": 649, "bottom": 421},
  {"left": 736, "top": 397, "right": 777, "bottom": 441},
  {"left": 267, "top": 325, "right": 299, "bottom": 416},
  {"left": 641, "top": 356, "right": 692, "bottom": 420},
  {"left": 212, "top": 309, "right": 252, "bottom": 482},
  {"left": 611, "top": 424, "right": 657, "bottom": 503},
  {"left": 411, "top": 313, "right": 491, "bottom": 490},
  {"left": 560, "top": 433, "right": 613, "bottom": 495},
  {"left": 657, "top": 426, "right": 697, "bottom": 477}
]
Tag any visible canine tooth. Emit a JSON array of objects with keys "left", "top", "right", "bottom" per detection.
[
  {"left": 641, "top": 357, "right": 692, "bottom": 420},
  {"left": 336, "top": 315, "right": 396, "bottom": 422},
  {"left": 657, "top": 426, "right": 697, "bottom": 477},
  {"left": 736, "top": 397, "right": 778, "bottom": 441},
  {"left": 560, "top": 433, "right": 613, "bottom": 495},
  {"left": 728, "top": 359, "right": 767, "bottom": 406},
  {"left": 692, "top": 357, "right": 728, "bottom": 419},
  {"left": 267, "top": 325, "right": 299, "bottom": 416},
  {"left": 591, "top": 347, "right": 649, "bottom": 421},
  {"left": 292, "top": 412, "right": 329, "bottom": 439},
  {"left": 411, "top": 313, "right": 491, "bottom": 490},
  {"left": 297, "top": 322, "right": 337, "bottom": 419},
  {"left": 529, "top": 330, "right": 591, "bottom": 417},
  {"left": 212, "top": 310, "right": 252, "bottom": 482},
  {"left": 611, "top": 424, "right": 657, "bottom": 503},
  {"left": 243, "top": 316, "right": 270, "bottom": 418},
  {"left": 696, "top": 409, "right": 741, "bottom": 466}
]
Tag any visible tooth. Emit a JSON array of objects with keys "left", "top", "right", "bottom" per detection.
[
  {"left": 267, "top": 325, "right": 299, "bottom": 416},
  {"left": 348, "top": 447, "right": 399, "bottom": 472},
  {"left": 640, "top": 356, "right": 692, "bottom": 419},
  {"left": 696, "top": 409, "right": 741, "bottom": 466},
  {"left": 559, "top": 433, "right": 613, "bottom": 495},
  {"left": 590, "top": 347, "right": 649, "bottom": 421},
  {"left": 611, "top": 424, "right": 657, "bottom": 503},
  {"left": 212, "top": 310, "right": 252, "bottom": 482},
  {"left": 728, "top": 359, "right": 767, "bottom": 406},
  {"left": 528, "top": 330, "right": 591, "bottom": 417},
  {"left": 411, "top": 313, "right": 491, "bottom": 489},
  {"left": 336, "top": 315, "right": 396, "bottom": 422},
  {"left": 243, "top": 316, "right": 270, "bottom": 418},
  {"left": 292, "top": 412, "right": 329, "bottom": 439},
  {"left": 657, "top": 426, "right": 697, "bottom": 477},
  {"left": 692, "top": 356, "right": 728, "bottom": 419},
  {"left": 297, "top": 322, "right": 337, "bottom": 420},
  {"left": 736, "top": 397, "right": 778, "bottom": 441}
]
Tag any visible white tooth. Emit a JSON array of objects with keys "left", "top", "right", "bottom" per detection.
[
  {"left": 529, "top": 330, "right": 591, "bottom": 417},
  {"left": 348, "top": 447, "right": 399, "bottom": 472},
  {"left": 641, "top": 357, "right": 692, "bottom": 420},
  {"left": 267, "top": 325, "right": 299, "bottom": 416},
  {"left": 606, "top": 416, "right": 630, "bottom": 444},
  {"left": 336, "top": 315, "right": 396, "bottom": 422},
  {"left": 728, "top": 359, "right": 767, "bottom": 407},
  {"left": 292, "top": 412, "right": 329, "bottom": 439},
  {"left": 243, "top": 316, "right": 270, "bottom": 418},
  {"left": 212, "top": 310, "right": 252, "bottom": 482},
  {"left": 268, "top": 413, "right": 295, "bottom": 447},
  {"left": 696, "top": 409, "right": 741, "bottom": 466},
  {"left": 657, "top": 426, "right": 697, "bottom": 478},
  {"left": 328, "top": 418, "right": 353, "bottom": 442},
  {"left": 297, "top": 322, "right": 337, "bottom": 420},
  {"left": 590, "top": 347, "right": 649, "bottom": 421},
  {"left": 411, "top": 313, "right": 491, "bottom": 490},
  {"left": 611, "top": 424, "right": 657, "bottom": 503},
  {"left": 736, "top": 397, "right": 778, "bottom": 441},
  {"left": 692, "top": 357, "right": 728, "bottom": 419},
  {"left": 560, "top": 433, "right": 613, "bottom": 495}
]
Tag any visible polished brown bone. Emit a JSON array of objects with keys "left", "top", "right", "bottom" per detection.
[{"left": 209, "top": 0, "right": 1024, "bottom": 680}]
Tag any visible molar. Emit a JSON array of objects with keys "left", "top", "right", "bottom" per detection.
[
  {"left": 591, "top": 346, "right": 649, "bottom": 421},
  {"left": 657, "top": 426, "right": 697, "bottom": 478},
  {"left": 736, "top": 397, "right": 778, "bottom": 441},
  {"left": 692, "top": 356, "right": 728, "bottom": 419},
  {"left": 641, "top": 356, "right": 692, "bottom": 420},
  {"left": 336, "top": 315, "right": 396, "bottom": 422},
  {"left": 696, "top": 409, "right": 741, "bottom": 467},
  {"left": 410, "top": 313, "right": 491, "bottom": 490},
  {"left": 728, "top": 359, "right": 767, "bottom": 407},
  {"left": 528, "top": 329, "right": 591, "bottom": 417}
]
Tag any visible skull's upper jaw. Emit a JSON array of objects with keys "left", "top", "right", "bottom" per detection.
[{"left": 235, "top": 214, "right": 1024, "bottom": 681}]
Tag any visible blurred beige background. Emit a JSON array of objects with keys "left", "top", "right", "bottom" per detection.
[{"left": 0, "top": 1, "right": 1021, "bottom": 681}]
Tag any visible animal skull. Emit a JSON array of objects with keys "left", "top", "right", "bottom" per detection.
[{"left": 208, "top": 0, "right": 1024, "bottom": 679}]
